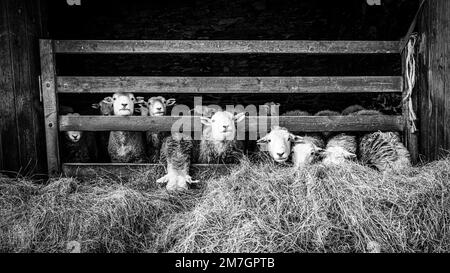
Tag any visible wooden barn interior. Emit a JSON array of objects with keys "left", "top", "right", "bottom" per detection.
[{"left": 0, "top": 0, "right": 449, "bottom": 178}]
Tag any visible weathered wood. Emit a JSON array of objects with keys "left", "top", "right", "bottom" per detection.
[
  {"left": 0, "top": 0, "right": 47, "bottom": 175},
  {"left": 63, "top": 163, "right": 234, "bottom": 178},
  {"left": 59, "top": 115, "right": 404, "bottom": 133},
  {"left": 40, "top": 39, "right": 60, "bottom": 176},
  {"left": 57, "top": 76, "right": 403, "bottom": 94},
  {"left": 53, "top": 40, "right": 401, "bottom": 54},
  {"left": 417, "top": 0, "right": 450, "bottom": 161}
]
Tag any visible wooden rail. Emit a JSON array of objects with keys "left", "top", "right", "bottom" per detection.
[
  {"left": 57, "top": 76, "right": 403, "bottom": 94},
  {"left": 59, "top": 115, "right": 404, "bottom": 133},
  {"left": 54, "top": 40, "right": 401, "bottom": 54}
]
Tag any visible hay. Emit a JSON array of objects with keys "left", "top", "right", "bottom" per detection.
[{"left": 1, "top": 157, "right": 449, "bottom": 253}]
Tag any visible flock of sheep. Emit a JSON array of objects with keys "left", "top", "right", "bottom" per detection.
[{"left": 61, "top": 92, "right": 411, "bottom": 191}]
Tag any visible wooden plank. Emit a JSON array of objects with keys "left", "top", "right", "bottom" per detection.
[
  {"left": 62, "top": 163, "right": 235, "bottom": 178},
  {"left": 53, "top": 40, "right": 401, "bottom": 54},
  {"left": 0, "top": 0, "right": 21, "bottom": 173},
  {"left": 59, "top": 115, "right": 404, "bottom": 133},
  {"left": 57, "top": 76, "right": 403, "bottom": 94},
  {"left": 40, "top": 39, "right": 60, "bottom": 176}
]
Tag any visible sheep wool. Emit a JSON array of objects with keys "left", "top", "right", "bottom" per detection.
[
  {"left": 359, "top": 131, "right": 411, "bottom": 172},
  {"left": 108, "top": 131, "right": 147, "bottom": 163}
]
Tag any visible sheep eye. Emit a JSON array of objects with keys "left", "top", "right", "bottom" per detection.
[
  {"left": 267, "top": 139, "right": 271, "bottom": 143},
  {"left": 113, "top": 98, "right": 116, "bottom": 101},
  {"left": 212, "top": 119, "right": 216, "bottom": 123}
]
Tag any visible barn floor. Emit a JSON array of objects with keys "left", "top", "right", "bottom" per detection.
[{"left": 1, "top": 156, "right": 449, "bottom": 253}]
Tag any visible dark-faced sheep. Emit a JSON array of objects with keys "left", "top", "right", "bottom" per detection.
[
  {"left": 198, "top": 111, "right": 246, "bottom": 164},
  {"left": 157, "top": 133, "right": 198, "bottom": 191},
  {"left": 107, "top": 92, "right": 147, "bottom": 163},
  {"left": 61, "top": 113, "right": 98, "bottom": 163}
]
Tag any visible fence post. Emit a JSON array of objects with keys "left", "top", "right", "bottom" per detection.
[{"left": 40, "top": 39, "right": 60, "bottom": 176}]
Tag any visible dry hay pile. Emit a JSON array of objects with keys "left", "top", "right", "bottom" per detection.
[
  {"left": 158, "top": 157, "right": 450, "bottom": 253},
  {"left": 1, "top": 157, "right": 450, "bottom": 253}
]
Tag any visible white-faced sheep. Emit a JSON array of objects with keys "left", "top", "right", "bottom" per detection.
[
  {"left": 321, "top": 133, "right": 357, "bottom": 165},
  {"left": 291, "top": 135, "right": 325, "bottom": 168},
  {"left": 136, "top": 96, "right": 176, "bottom": 163},
  {"left": 351, "top": 109, "right": 411, "bottom": 172},
  {"left": 256, "top": 126, "right": 295, "bottom": 163},
  {"left": 157, "top": 133, "right": 198, "bottom": 191},
  {"left": 61, "top": 113, "right": 98, "bottom": 163},
  {"left": 107, "top": 92, "right": 147, "bottom": 163},
  {"left": 91, "top": 97, "right": 115, "bottom": 162},
  {"left": 197, "top": 111, "right": 246, "bottom": 164}
]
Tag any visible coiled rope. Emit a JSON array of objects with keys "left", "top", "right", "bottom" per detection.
[{"left": 403, "top": 34, "right": 418, "bottom": 133}]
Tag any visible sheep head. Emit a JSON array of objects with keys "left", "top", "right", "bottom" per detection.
[
  {"left": 321, "top": 146, "right": 356, "bottom": 165},
  {"left": 291, "top": 136, "right": 324, "bottom": 168},
  {"left": 201, "top": 111, "right": 245, "bottom": 141},
  {"left": 92, "top": 97, "right": 114, "bottom": 116},
  {"left": 112, "top": 92, "right": 136, "bottom": 116},
  {"left": 147, "top": 96, "right": 176, "bottom": 116},
  {"left": 64, "top": 113, "right": 83, "bottom": 143},
  {"left": 257, "top": 126, "right": 294, "bottom": 163}
]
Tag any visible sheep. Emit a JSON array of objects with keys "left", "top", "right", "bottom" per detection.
[
  {"left": 321, "top": 133, "right": 357, "bottom": 165},
  {"left": 351, "top": 109, "right": 411, "bottom": 172},
  {"left": 136, "top": 96, "right": 176, "bottom": 163},
  {"left": 314, "top": 110, "right": 341, "bottom": 139},
  {"left": 107, "top": 92, "right": 147, "bottom": 163},
  {"left": 291, "top": 135, "right": 325, "bottom": 168},
  {"left": 197, "top": 111, "right": 246, "bottom": 164},
  {"left": 91, "top": 97, "right": 115, "bottom": 161},
  {"left": 341, "top": 104, "right": 365, "bottom": 116},
  {"left": 61, "top": 113, "right": 98, "bottom": 163},
  {"left": 157, "top": 133, "right": 198, "bottom": 191},
  {"left": 256, "top": 126, "right": 295, "bottom": 163}
]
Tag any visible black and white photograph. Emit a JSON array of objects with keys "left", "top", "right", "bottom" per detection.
[{"left": 0, "top": 0, "right": 449, "bottom": 263}]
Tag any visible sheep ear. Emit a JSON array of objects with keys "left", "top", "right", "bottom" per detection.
[
  {"left": 291, "top": 135, "right": 304, "bottom": 143},
  {"left": 200, "top": 117, "right": 212, "bottom": 126},
  {"left": 91, "top": 103, "right": 100, "bottom": 109},
  {"left": 234, "top": 112, "right": 246, "bottom": 123},
  {"left": 256, "top": 136, "right": 268, "bottom": 144},
  {"left": 344, "top": 151, "right": 357, "bottom": 159},
  {"left": 103, "top": 96, "right": 113, "bottom": 103},
  {"left": 165, "top": 98, "right": 176, "bottom": 107}
]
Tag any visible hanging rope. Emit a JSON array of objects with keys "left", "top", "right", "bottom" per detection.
[{"left": 403, "top": 33, "right": 418, "bottom": 133}]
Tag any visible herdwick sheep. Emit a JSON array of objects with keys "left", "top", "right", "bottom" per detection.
[
  {"left": 352, "top": 109, "right": 411, "bottom": 172},
  {"left": 107, "top": 92, "right": 147, "bottom": 163},
  {"left": 92, "top": 97, "right": 115, "bottom": 162},
  {"left": 61, "top": 113, "right": 98, "bottom": 163},
  {"left": 291, "top": 135, "right": 325, "bottom": 168},
  {"left": 321, "top": 133, "right": 357, "bottom": 165},
  {"left": 198, "top": 111, "right": 246, "bottom": 164},
  {"left": 157, "top": 133, "right": 198, "bottom": 191},
  {"left": 341, "top": 104, "right": 366, "bottom": 116},
  {"left": 256, "top": 126, "right": 295, "bottom": 163},
  {"left": 136, "top": 96, "right": 176, "bottom": 163}
]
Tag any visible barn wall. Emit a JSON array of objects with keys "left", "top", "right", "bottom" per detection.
[
  {"left": 417, "top": 0, "right": 450, "bottom": 161},
  {"left": 0, "top": 0, "right": 48, "bottom": 176}
]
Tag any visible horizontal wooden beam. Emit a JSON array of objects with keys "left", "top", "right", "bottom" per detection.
[
  {"left": 54, "top": 40, "right": 401, "bottom": 54},
  {"left": 59, "top": 115, "right": 404, "bottom": 132},
  {"left": 62, "top": 163, "right": 234, "bottom": 177},
  {"left": 57, "top": 76, "right": 403, "bottom": 94}
]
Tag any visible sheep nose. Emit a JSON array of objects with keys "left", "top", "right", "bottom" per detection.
[
  {"left": 223, "top": 125, "right": 229, "bottom": 129},
  {"left": 72, "top": 135, "right": 78, "bottom": 140},
  {"left": 122, "top": 103, "right": 128, "bottom": 107},
  {"left": 157, "top": 107, "right": 162, "bottom": 111},
  {"left": 277, "top": 152, "right": 285, "bottom": 157}
]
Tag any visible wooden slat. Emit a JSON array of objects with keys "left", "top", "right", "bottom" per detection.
[
  {"left": 40, "top": 39, "right": 60, "bottom": 176},
  {"left": 63, "top": 163, "right": 234, "bottom": 178},
  {"left": 54, "top": 40, "right": 401, "bottom": 54},
  {"left": 59, "top": 115, "right": 404, "bottom": 133},
  {"left": 57, "top": 76, "right": 403, "bottom": 94}
]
